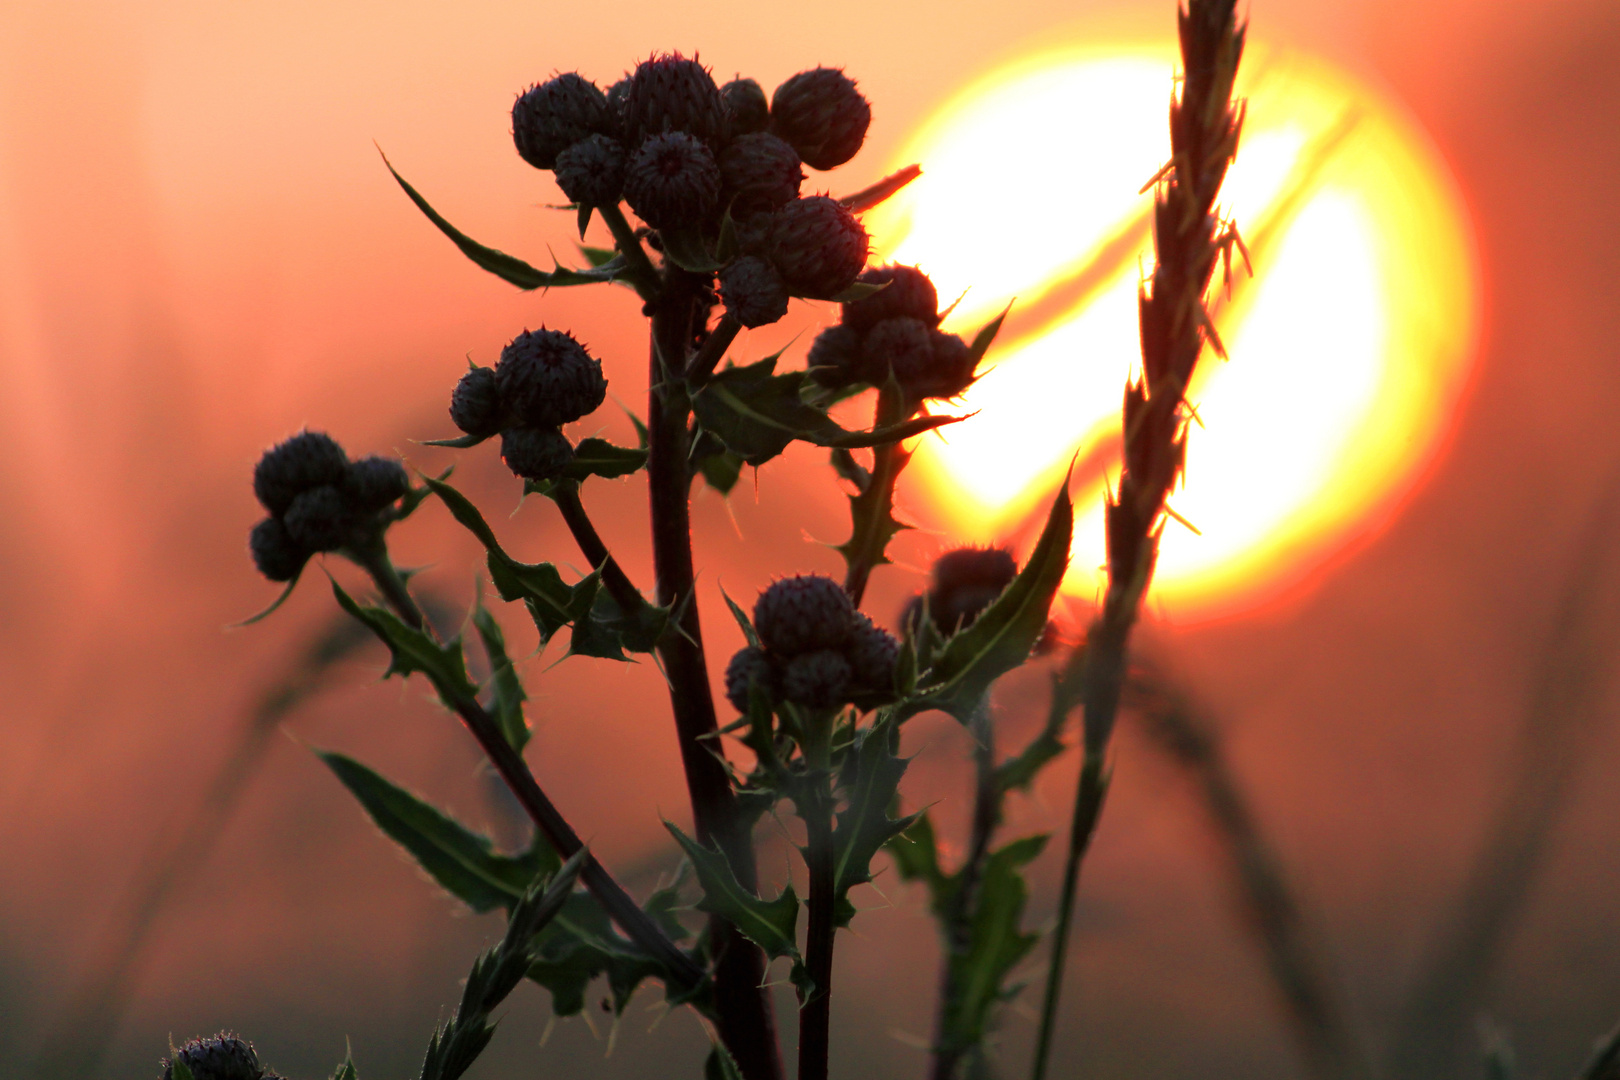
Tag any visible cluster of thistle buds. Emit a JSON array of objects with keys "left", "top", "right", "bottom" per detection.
[
  {"left": 248, "top": 432, "right": 409, "bottom": 580},
  {"left": 514, "top": 54, "right": 873, "bottom": 318},
  {"left": 449, "top": 328, "right": 608, "bottom": 481},
  {"left": 726, "top": 574, "right": 900, "bottom": 713},
  {"left": 809, "top": 264, "right": 977, "bottom": 404},
  {"left": 160, "top": 1033, "right": 281, "bottom": 1080}
]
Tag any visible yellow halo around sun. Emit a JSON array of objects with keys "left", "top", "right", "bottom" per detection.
[{"left": 862, "top": 42, "right": 1480, "bottom": 621}]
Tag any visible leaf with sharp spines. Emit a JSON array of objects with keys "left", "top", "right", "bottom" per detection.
[
  {"left": 705, "top": 1044, "right": 747, "bottom": 1080},
  {"left": 657, "top": 222, "right": 727, "bottom": 273},
  {"left": 580, "top": 244, "right": 618, "bottom": 268},
  {"left": 720, "top": 586, "right": 761, "bottom": 650},
  {"left": 330, "top": 580, "right": 479, "bottom": 703},
  {"left": 697, "top": 448, "right": 745, "bottom": 494},
  {"left": 318, "top": 750, "right": 558, "bottom": 913},
  {"left": 231, "top": 569, "right": 303, "bottom": 627},
  {"left": 830, "top": 716, "right": 920, "bottom": 927},
  {"left": 835, "top": 443, "right": 912, "bottom": 583},
  {"left": 909, "top": 482, "right": 1072, "bottom": 723},
  {"left": 526, "top": 882, "right": 701, "bottom": 1018},
  {"left": 886, "top": 811, "right": 947, "bottom": 907},
  {"left": 394, "top": 466, "right": 454, "bottom": 522},
  {"left": 382, "top": 153, "right": 621, "bottom": 290},
  {"left": 830, "top": 448, "right": 872, "bottom": 493},
  {"left": 665, "top": 823, "right": 802, "bottom": 964},
  {"left": 471, "top": 596, "right": 529, "bottom": 752},
  {"left": 524, "top": 440, "right": 649, "bottom": 498},
  {"left": 328, "top": 1055, "right": 358, "bottom": 1080},
  {"left": 965, "top": 301, "right": 1013, "bottom": 370}
]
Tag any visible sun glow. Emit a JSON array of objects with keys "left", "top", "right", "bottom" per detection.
[{"left": 863, "top": 44, "right": 1478, "bottom": 620}]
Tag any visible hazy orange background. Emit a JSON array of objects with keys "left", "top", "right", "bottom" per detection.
[{"left": 2, "top": 0, "right": 1618, "bottom": 1077}]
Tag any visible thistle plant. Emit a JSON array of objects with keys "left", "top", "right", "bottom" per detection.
[{"left": 171, "top": 7, "right": 1265, "bottom": 1079}]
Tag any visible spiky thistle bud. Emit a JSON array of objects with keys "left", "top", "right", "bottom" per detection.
[
  {"left": 721, "top": 77, "right": 770, "bottom": 139},
  {"left": 345, "top": 456, "right": 409, "bottom": 514},
  {"left": 806, "top": 323, "right": 864, "bottom": 388},
  {"left": 248, "top": 517, "right": 308, "bottom": 583},
  {"left": 754, "top": 573, "right": 856, "bottom": 656},
  {"left": 161, "top": 1033, "right": 263, "bottom": 1080},
  {"left": 252, "top": 431, "right": 350, "bottom": 518},
  {"left": 724, "top": 645, "right": 774, "bottom": 713},
  {"left": 500, "top": 426, "right": 574, "bottom": 482},
  {"left": 782, "top": 649, "right": 853, "bottom": 709},
  {"left": 719, "top": 256, "right": 790, "bottom": 329},
  {"left": 770, "top": 68, "right": 871, "bottom": 170},
  {"left": 719, "top": 132, "right": 803, "bottom": 215},
  {"left": 841, "top": 264, "right": 940, "bottom": 333},
  {"left": 929, "top": 546, "right": 1017, "bottom": 631},
  {"left": 554, "top": 134, "right": 626, "bottom": 208},
  {"left": 494, "top": 328, "right": 607, "bottom": 429},
  {"left": 450, "top": 366, "right": 505, "bottom": 438},
  {"left": 846, "top": 612, "right": 899, "bottom": 693},
  {"left": 622, "top": 53, "right": 726, "bottom": 148},
  {"left": 623, "top": 131, "right": 721, "bottom": 230},
  {"left": 769, "top": 195, "right": 868, "bottom": 299},
  {"left": 513, "top": 73, "right": 613, "bottom": 171},
  {"left": 282, "top": 485, "right": 354, "bottom": 552},
  {"left": 862, "top": 316, "right": 933, "bottom": 387}
]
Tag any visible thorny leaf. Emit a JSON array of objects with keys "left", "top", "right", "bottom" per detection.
[
  {"left": 665, "top": 823, "right": 803, "bottom": 967},
  {"left": 830, "top": 716, "right": 920, "bottom": 927},
  {"left": 705, "top": 1044, "right": 747, "bottom": 1080},
  {"left": 330, "top": 580, "right": 479, "bottom": 703},
  {"left": 471, "top": 595, "right": 529, "bottom": 752},
  {"left": 697, "top": 447, "right": 746, "bottom": 495},
  {"left": 524, "top": 438, "right": 649, "bottom": 495},
  {"left": 525, "top": 887, "right": 697, "bottom": 1017},
  {"left": 328, "top": 1056, "right": 358, "bottom": 1080},
  {"left": 834, "top": 444, "right": 911, "bottom": 586}
]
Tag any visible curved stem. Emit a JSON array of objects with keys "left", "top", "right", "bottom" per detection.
[
  {"left": 688, "top": 313, "right": 741, "bottom": 386},
  {"left": 551, "top": 480, "right": 644, "bottom": 615},
  {"left": 599, "top": 203, "right": 660, "bottom": 301}
]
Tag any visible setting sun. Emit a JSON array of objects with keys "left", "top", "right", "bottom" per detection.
[{"left": 864, "top": 43, "right": 1479, "bottom": 620}]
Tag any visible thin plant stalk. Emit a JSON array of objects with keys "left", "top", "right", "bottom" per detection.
[
  {"left": 799, "top": 722, "right": 838, "bottom": 1080},
  {"left": 1033, "top": 4, "right": 1246, "bottom": 1074}
]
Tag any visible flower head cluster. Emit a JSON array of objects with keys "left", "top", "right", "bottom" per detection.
[
  {"left": 249, "top": 432, "right": 408, "bottom": 581},
  {"left": 808, "top": 264, "right": 978, "bottom": 402},
  {"left": 512, "top": 56, "right": 874, "bottom": 323},
  {"left": 903, "top": 546, "right": 1019, "bottom": 637},
  {"left": 161, "top": 1033, "right": 282, "bottom": 1080},
  {"left": 448, "top": 328, "right": 607, "bottom": 482},
  {"left": 726, "top": 574, "right": 899, "bottom": 713}
]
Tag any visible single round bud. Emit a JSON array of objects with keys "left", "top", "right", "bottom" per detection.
[
  {"left": 754, "top": 574, "right": 856, "bottom": 657},
  {"left": 249, "top": 517, "right": 309, "bottom": 583},
  {"left": 719, "top": 256, "right": 790, "bottom": 329},
  {"left": 770, "top": 68, "right": 871, "bottom": 171},
  {"left": 283, "top": 485, "right": 354, "bottom": 552},
  {"left": 513, "top": 73, "right": 613, "bottom": 170},
  {"left": 623, "top": 132, "right": 721, "bottom": 230},
  {"left": 841, "top": 264, "right": 940, "bottom": 333},
  {"left": 909, "top": 329, "right": 975, "bottom": 401},
  {"left": 718, "top": 132, "right": 802, "bottom": 215},
  {"left": 846, "top": 612, "right": 899, "bottom": 694},
  {"left": 769, "top": 196, "right": 868, "bottom": 299},
  {"left": 930, "top": 546, "right": 1018, "bottom": 631},
  {"left": 862, "top": 316, "right": 934, "bottom": 387},
  {"left": 554, "top": 134, "right": 626, "bottom": 207},
  {"left": 782, "top": 649, "right": 853, "bottom": 709},
  {"left": 253, "top": 431, "right": 349, "bottom": 517},
  {"left": 345, "top": 455, "right": 409, "bottom": 513},
  {"left": 450, "top": 366, "right": 505, "bottom": 438},
  {"left": 494, "top": 328, "right": 607, "bottom": 429},
  {"left": 806, "top": 324, "right": 865, "bottom": 388},
  {"left": 500, "top": 426, "right": 574, "bottom": 482},
  {"left": 721, "top": 77, "right": 770, "bottom": 139},
  {"left": 622, "top": 53, "right": 726, "bottom": 148},
  {"left": 162, "top": 1033, "right": 264, "bottom": 1080},
  {"left": 724, "top": 645, "right": 774, "bottom": 713}
]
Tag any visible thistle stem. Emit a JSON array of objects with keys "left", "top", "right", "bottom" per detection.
[
  {"left": 599, "top": 203, "right": 660, "bottom": 301},
  {"left": 345, "top": 540, "right": 705, "bottom": 993},
  {"left": 799, "top": 714, "right": 838, "bottom": 1080},
  {"left": 688, "top": 313, "right": 741, "bottom": 385},
  {"left": 842, "top": 385, "right": 910, "bottom": 607},
  {"left": 647, "top": 283, "right": 784, "bottom": 1080},
  {"left": 550, "top": 480, "right": 644, "bottom": 616}
]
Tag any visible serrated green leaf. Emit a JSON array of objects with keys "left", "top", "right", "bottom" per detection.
[
  {"left": 330, "top": 580, "right": 479, "bottom": 702},
  {"left": 383, "top": 155, "right": 622, "bottom": 291},
  {"left": 526, "top": 886, "right": 698, "bottom": 1017},
  {"left": 965, "top": 301, "right": 1013, "bottom": 370},
  {"left": 937, "top": 835, "right": 1048, "bottom": 1057},
  {"left": 525, "top": 439, "right": 648, "bottom": 498},
  {"left": 657, "top": 222, "right": 727, "bottom": 272},
  {"left": 318, "top": 750, "right": 557, "bottom": 913},
  {"left": 909, "top": 483, "right": 1072, "bottom": 722},
  {"left": 994, "top": 678, "right": 1071, "bottom": 795},
  {"left": 886, "top": 811, "right": 945, "bottom": 901},
  {"left": 697, "top": 448, "right": 745, "bottom": 494},
  {"left": 720, "top": 586, "right": 761, "bottom": 650},
  {"left": 830, "top": 717, "right": 920, "bottom": 927},
  {"left": 835, "top": 444, "right": 911, "bottom": 583},
  {"left": 472, "top": 597, "right": 528, "bottom": 752},
  {"left": 665, "top": 823, "right": 801, "bottom": 963},
  {"left": 705, "top": 1044, "right": 747, "bottom": 1080},
  {"left": 830, "top": 448, "right": 872, "bottom": 493}
]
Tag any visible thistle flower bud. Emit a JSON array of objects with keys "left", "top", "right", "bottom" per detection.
[
  {"left": 863, "top": 316, "right": 933, "bottom": 387},
  {"left": 622, "top": 53, "right": 726, "bottom": 148},
  {"left": 912, "top": 329, "right": 975, "bottom": 401},
  {"left": 513, "top": 73, "right": 613, "bottom": 171},
  {"left": 782, "top": 649, "right": 853, "bottom": 709},
  {"left": 253, "top": 431, "right": 350, "bottom": 518},
  {"left": 718, "top": 132, "right": 802, "bottom": 215},
  {"left": 345, "top": 455, "right": 410, "bottom": 514},
  {"left": 806, "top": 324, "right": 864, "bottom": 388},
  {"left": 494, "top": 328, "right": 607, "bottom": 429},
  {"left": 724, "top": 645, "right": 774, "bottom": 713},
  {"left": 500, "top": 426, "right": 574, "bottom": 482},
  {"left": 450, "top": 366, "right": 505, "bottom": 438},
  {"left": 721, "top": 77, "right": 770, "bottom": 139},
  {"left": 769, "top": 196, "right": 868, "bottom": 299},
  {"left": 719, "top": 256, "right": 790, "bottom": 329},
  {"left": 841, "top": 264, "right": 939, "bottom": 333},
  {"left": 283, "top": 485, "right": 354, "bottom": 552},
  {"left": 846, "top": 612, "right": 899, "bottom": 693},
  {"left": 161, "top": 1033, "right": 264, "bottom": 1080},
  {"left": 929, "top": 546, "right": 1017, "bottom": 631},
  {"left": 623, "top": 132, "right": 721, "bottom": 230},
  {"left": 754, "top": 573, "right": 855, "bottom": 657},
  {"left": 249, "top": 517, "right": 309, "bottom": 583},
  {"left": 554, "top": 134, "right": 626, "bottom": 208},
  {"left": 770, "top": 68, "right": 871, "bottom": 171}
]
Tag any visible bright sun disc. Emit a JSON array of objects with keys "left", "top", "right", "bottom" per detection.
[{"left": 864, "top": 43, "right": 1479, "bottom": 621}]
